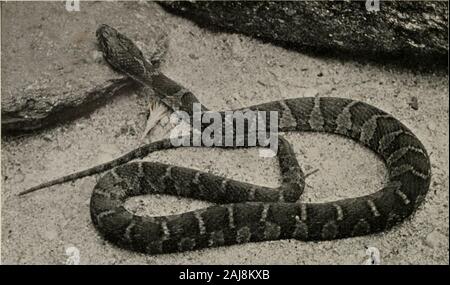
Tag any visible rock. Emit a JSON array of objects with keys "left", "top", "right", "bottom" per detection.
[
  {"left": 424, "top": 230, "right": 446, "bottom": 249},
  {"left": 1, "top": 78, "right": 134, "bottom": 134},
  {"left": 160, "top": 1, "right": 448, "bottom": 69},
  {"left": 1, "top": 1, "right": 168, "bottom": 135}
]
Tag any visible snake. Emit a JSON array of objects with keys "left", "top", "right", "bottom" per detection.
[{"left": 20, "top": 24, "right": 431, "bottom": 255}]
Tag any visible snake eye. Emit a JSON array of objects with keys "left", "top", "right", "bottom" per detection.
[{"left": 96, "top": 24, "right": 117, "bottom": 40}]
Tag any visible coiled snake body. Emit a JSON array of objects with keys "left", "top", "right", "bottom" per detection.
[{"left": 21, "top": 25, "right": 431, "bottom": 255}]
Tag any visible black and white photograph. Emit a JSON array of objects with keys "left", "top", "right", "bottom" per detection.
[{"left": 0, "top": 0, "right": 448, "bottom": 267}]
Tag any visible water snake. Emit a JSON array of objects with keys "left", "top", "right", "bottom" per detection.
[{"left": 20, "top": 25, "right": 431, "bottom": 254}]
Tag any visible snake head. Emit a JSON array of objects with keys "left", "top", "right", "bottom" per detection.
[{"left": 96, "top": 24, "right": 150, "bottom": 80}]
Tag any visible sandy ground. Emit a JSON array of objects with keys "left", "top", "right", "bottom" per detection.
[{"left": 1, "top": 1, "right": 448, "bottom": 264}]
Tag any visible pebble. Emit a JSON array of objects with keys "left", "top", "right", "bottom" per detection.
[
  {"left": 189, "top": 53, "right": 199, "bottom": 60},
  {"left": 257, "top": 80, "right": 267, "bottom": 87},
  {"left": 424, "top": 230, "right": 446, "bottom": 249},
  {"left": 135, "top": 13, "right": 145, "bottom": 20},
  {"left": 117, "top": 121, "right": 137, "bottom": 137},
  {"left": 76, "top": 123, "right": 86, "bottom": 130},
  {"left": 91, "top": 50, "right": 103, "bottom": 63},
  {"left": 427, "top": 121, "right": 437, "bottom": 131},
  {"left": 285, "top": 8, "right": 296, "bottom": 16},
  {"left": 135, "top": 41, "right": 146, "bottom": 53},
  {"left": 408, "top": 96, "right": 419, "bottom": 110},
  {"left": 43, "top": 134, "right": 53, "bottom": 142},
  {"left": 15, "top": 170, "right": 25, "bottom": 183}
]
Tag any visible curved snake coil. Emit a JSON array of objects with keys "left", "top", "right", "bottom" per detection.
[{"left": 21, "top": 25, "right": 431, "bottom": 255}]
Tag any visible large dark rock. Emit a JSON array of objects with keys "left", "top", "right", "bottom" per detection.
[
  {"left": 1, "top": 1, "right": 167, "bottom": 134},
  {"left": 160, "top": 1, "right": 448, "bottom": 68}
]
